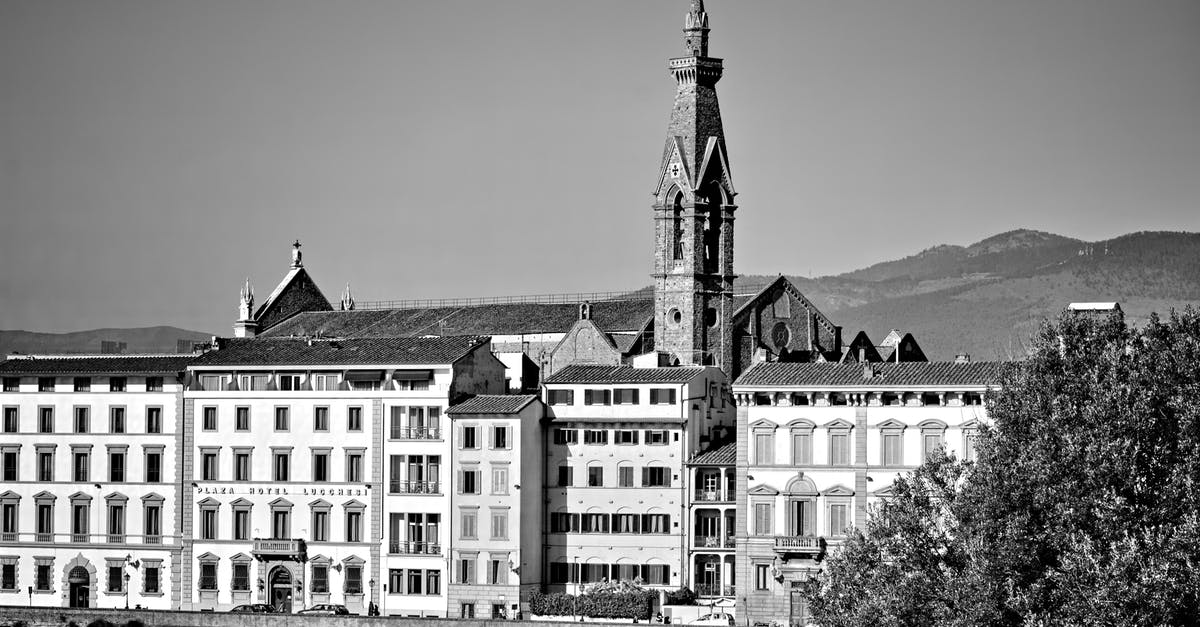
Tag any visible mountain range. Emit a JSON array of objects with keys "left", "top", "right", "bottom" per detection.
[{"left": 4, "top": 230, "right": 1198, "bottom": 361}]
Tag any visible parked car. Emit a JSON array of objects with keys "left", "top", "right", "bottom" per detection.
[
  {"left": 688, "top": 613, "right": 736, "bottom": 626},
  {"left": 298, "top": 604, "right": 351, "bottom": 616},
  {"left": 230, "top": 604, "right": 275, "bottom": 613}
]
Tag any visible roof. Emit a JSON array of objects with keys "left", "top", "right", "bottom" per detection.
[
  {"left": 1069, "top": 302, "right": 1121, "bottom": 311},
  {"left": 189, "top": 336, "right": 489, "bottom": 368},
  {"left": 0, "top": 354, "right": 196, "bottom": 375},
  {"left": 447, "top": 395, "right": 539, "bottom": 415},
  {"left": 544, "top": 364, "right": 707, "bottom": 385},
  {"left": 689, "top": 440, "right": 736, "bottom": 466},
  {"left": 734, "top": 361, "right": 1004, "bottom": 388},
  {"left": 259, "top": 299, "right": 654, "bottom": 338}
]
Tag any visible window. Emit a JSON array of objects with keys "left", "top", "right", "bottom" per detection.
[
  {"left": 462, "top": 602, "right": 476, "bottom": 618},
  {"left": 35, "top": 562, "right": 52, "bottom": 591},
  {"left": 144, "top": 450, "right": 162, "bottom": 483},
  {"left": 143, "top": 563, "right": 160, "bottom": 594},
  {"left": 614, "top": 388, "right": 639, "bottom": 405},
  {"left": 232, "top": 563, "right": 250, "bottom": 591},
  {"left": 1, "top": 408, "right": 15, "bottom": 433},
  {"left": 1, "top": 502, "right": 17, "bottom": 540},
  {"left": 755, "top": 564, "right": 770, "bottom": 590},
  {"left": 964, "top": 429, "right": 978, "bottom": 463},
  {"left": 201, "top": 406, "right": 217, "bottom": 431},
  {"left": 144, "top": 502, "right": 162, "bottom": 543},
  {"left": 109, "top": 377, "right": 126, "bottom": 392},
  {"left": 460, "top": 510, "right": 477, "bottom": 539},
  {"left": 71, "top": 501, "right": 90, "bottom": 542},
  {"left": 754, "top": 431, "right": 775, "bottom": 465},
  {"left": 74, "top": 377, "right": 91, "bottom": 392},
  {"left": 271, "top": 507, "right": 291, "bottom": 539},
  {"left": 346, "top": 451, "right": 363, "bottom": 482},
  {"left": 233, "top": 451, "right": 250, "bottom": 482},
  {"left": 199, "top": 562, "right": 217, "bottom": 591},
  {"left": 313, "top": 406, "right": 329, "bottom": 431},
  {"left": 347, "top": 406, "right": 363, "bottom": 431},
  {"left": 312, "top": 373, "right": 339, "bottom": 391},
  {"left": 487, "top": 558, "right": 508, "bottom": 586},
  {"left": 754, "top": 503, "right": 773, "bottom": 535},
  {"left": 458, "top": 556, "right": 476, "bottom": 585},
  {"left": 550, "top": 512, "right": 579, "bottom": 533},
  {"left": 882, "top": 432, "right": 903, "bottom": 466},
  {"left": 201, "top": 451, "right": 218, "bottom": 481},
  {"left": 615, "top": 430, "right": 638, "bottom": 445},
  {"left": 145, "top": 406, "right": 162, "bottom": 433},
  {"left": 38, "top": 377, "right": 55, "bottom": 392},
  {"left": 346, "top": 511, "right": 362, "bottom": 542},
  {"left": 273, "top": 451, "right": 290, "bottom": 481},
  {"left": 490, "top": 510, "right": 508, "bottom": 540},
  {"left": 73, "top": 450, "right": 90, "bottom": 482},
  {"left": 492, "top": 425, "right": 509, "bottom": 449},
  {"left": 38, "top": 407, "right": 53, "bottom": 433},
  {"left": 108, "top": 450, "right": 125, "bottom": 482},
  {"left": 233, "top": 507, "right": 250, "bottom": 540},
  {"left": 2, "top": 378, "right": 18, "bottom": 392},
  {"left": 923, "top": 433, "right": 943, "bottom": 460},
  {"left": 109, "top": 407, "right": 126, "bottom": 434},
  {"left": 557, "top": 465, "right": 573, "bottom": 487},
  {"left": 199, "top": 375, "right": 225, "bottom": 391},
  {"left": 830, "top": 431, "right": 850, "bottom": 466},
  {"left": 462, "top": 425, "right": 478, "bottom": 449},
  {"left": 311, "top": 508, "right": 329, "bottom": 541},
  {"left": 312, "top": 451, "right": 330, "bottom": 482},
  {"left": 547, "top": 389, "right": 574, "bottom": 405},
  {"left": 344, "top": 563, "right": 362, "bottom": 594},
  {"left": 792, "top": 429, "right": 813, "bottom": 465},
  {"left": 649, "top": 388, "right": 677, "bottom": 405},
  {"left": 278, "top": 374, "right": 302, "bottom": 391},
  {"left": 427, "top": 570, "right": 441, "bottom": 595},
  {"left": 461, "top": 469, "right": 480, "bottom": 494},
  {"left": 406, "top": 569, "right": 422, "bottom": 594},
  {"left": 107, "top": 501, "right": 125, "bottom": 542},
  {"left": 1, "top": 563, "right": 16, "bottom": 591},
  {"left": 274, "top": 406, "right": 289, "bottom": 431},
  {"left": 491, "top": 466, "right": 508, "bottom": 495},
  {"left": 200, "top": 507, "right": 217, "bottom": 540},
  {"left": 642, "top": 513, "right": 669, "bottom": 533},
  {"left": 582, "top": 512, "right": 607, "bottom": 533},
  {"left": 107, "top": 565, "right": 123, "bottom": 592},
  {"left": 1, "top": 451, "right": 16, "bottom": 482},
  {"left": 642, "top": 466, "right": 670, "bottom": 487},
  {"left": 36, "top": 502, "right": 53, "bottom": 541},
  {"left": 553, "top": 428, "right": 578, "bottom": 445},
  {"left": 583, "top": 429, "right": 608, "bottom": 445},
  {"left": 614, "top": 513, "right": 639, "bottom": 533},
  {"left": 618, "top": 465, "right": 634, "bottom": 487},
  {"left": 587, "top": 466, "right": 604, "bottom": 487},
  {"left": 584, "top": 389, "right": 612, "bottom": 405},
  {"left": 829, "top": 503, "right": 849, "bottom": 536},
  {"left": 234, "top": 406, "right": 250, "bottom": 431},
  {"left": 645, "top": 430, "right": 668, "bottom": 445},
  {"left": 73, "top": 407, "right": 89, "bottom": 433},
  {"left": 145, "top": 377, "right": 163, "bottom": 392},
  {"left": 37, "top": 450, "right": 53, "bottom": 482},
  {"left": 312, "top": 564, "right": 329, "bottom": 593}
]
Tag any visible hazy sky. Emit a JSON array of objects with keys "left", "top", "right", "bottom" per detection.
[{"left": 2, "top": 0, "right": 1198, "bottom": 334}]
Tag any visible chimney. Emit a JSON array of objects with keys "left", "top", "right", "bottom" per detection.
[
  {"left": 955, "top": 353, "right": 971, "bottom": 364},
  {"left": 863, "top": 361, "right": 874, "bottom": 380}
]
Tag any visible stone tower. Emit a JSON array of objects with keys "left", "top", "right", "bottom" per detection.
[{"left": 652, "top": 0, "right": 737, "bottom": 370}]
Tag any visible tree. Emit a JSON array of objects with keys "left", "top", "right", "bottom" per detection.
[{"left": 805, "top": 307, "right": 1200, "bottom": 626}]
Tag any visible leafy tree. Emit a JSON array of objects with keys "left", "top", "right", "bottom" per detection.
[{"left": 806, "top": 307, "right": 1200, "bottom": 626}]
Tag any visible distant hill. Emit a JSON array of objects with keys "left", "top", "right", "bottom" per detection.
[
  {"left": 740, "top": 230, "right": 1200, "bottom": 360},
  {"left": 0, "top": 326, "right": 213, "bottom": 358}
]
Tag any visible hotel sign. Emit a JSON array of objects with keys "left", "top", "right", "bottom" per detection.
[{"left": 194, "top": 483, "right": 372, "bottom": 497}]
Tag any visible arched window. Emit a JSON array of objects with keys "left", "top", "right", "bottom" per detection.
[{"left": 672, "top": 191, "right": 685, "bottom": 260}]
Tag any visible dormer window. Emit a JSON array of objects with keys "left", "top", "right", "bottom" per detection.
[
  {"left": 238, "top": 374, "right": 268, "bottom": 391},
  {"left": 278, "top": 374, "right": 303, "bottom": 391}
]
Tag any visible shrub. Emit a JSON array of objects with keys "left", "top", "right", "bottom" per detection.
[
  {"left": 664, "top": 587, "right": 696, "bottom": 606},
  {"left": 530, "top": 589, "right": 657, "bottom": 619}
]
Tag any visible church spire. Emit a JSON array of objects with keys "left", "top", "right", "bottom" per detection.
[{"left": 684, "top": 0, "right": 709, "bottom": 57}]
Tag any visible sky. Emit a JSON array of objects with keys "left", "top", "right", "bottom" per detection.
[{"left": 1, "top": 0, "right": 1198, "bottom": 334}]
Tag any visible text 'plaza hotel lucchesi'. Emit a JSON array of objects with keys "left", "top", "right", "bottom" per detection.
[{"left": 0, "top": 2, "right": 1002, "bottom": 624}]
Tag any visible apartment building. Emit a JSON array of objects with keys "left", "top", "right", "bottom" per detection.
[
  {"left": 732, "top": 360, "right": 1000, "bottom": 626},
  {"left": 540, "top": 364, "right": 734, "bottom": 594},
  {"left": 445, "top": 394, "right": 544, "bottom": 620},
  {"left": 181, "top": 335, "right": 504, "bottom": 614},
  {"left": 0, "top": 355, "right": 191, "bottom": 610},
  {"left": 686, "top": 440, "right": 736, "bottom": 603}
]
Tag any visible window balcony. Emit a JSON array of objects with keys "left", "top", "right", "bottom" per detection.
[
  {"left": 388, "top": 480, "right": 441, "bottom": 495},
  {"left": 694, "top": 584, "right": 735, "bottom": 598},
  {"left": 694, "top": 535, "right": 735, "bottom": 549},
  {"left": 773, "top": 535, "right": 824, "bottom": 557},
  {"left": 387, "top": 541, "right": 441, "bottom": 555},
  {"left": 693, "top": 490, "right": 730, "bottom": 503},
  {"left": 388, "top": 427, "right": 441, "bottom": 441},
  {"left": 251, "top": 538, "right": 306, "bottom": 561}
]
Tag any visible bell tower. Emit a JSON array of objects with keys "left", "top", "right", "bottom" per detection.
[{"left": 652, "top": 0, "right": 737, "bottom": 370}]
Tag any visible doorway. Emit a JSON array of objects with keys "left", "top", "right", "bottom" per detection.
[
  {"left": 269, "top": 567, "right": 293, "bottom": 613},
  {"left": 68, "top": 566, "right": 89, "bottom": 608}
]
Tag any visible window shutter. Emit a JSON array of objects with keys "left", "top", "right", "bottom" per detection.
[
  {"left": 456, "top": 470, "right": 463, "bottom": 494},
  {"left": 457, "top": 426, "right": 464, "bottom": 449},
  {"left": 641, "top": 467, "right": 648, "bottom": 487},
  {"left": 487, "top": 426, "right": 494, "bottom": 449}
]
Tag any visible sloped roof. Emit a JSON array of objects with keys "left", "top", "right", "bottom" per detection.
[
  {"left": 689, "top": 440, "right": 736, "bottom": 466},
  {"left": 0, "top": 354, "right": 196, "bottom": 375},
  {"left": 544, "top": 364, "right": 707, "bottom": 385},
  {"left": 735, "top": 361, "right": 1004, "bottom": 388},
  {"left": 190, "top": 336, "right": 489, "bottom": 367},
  {"left": 447, "top": 394, "right": 539, "bottom": 415},
  {"left": 260, "top": 299, "right": 654, "bottom": 338}
]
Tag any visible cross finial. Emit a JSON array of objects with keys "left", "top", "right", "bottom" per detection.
[{"left": 291, "top": 240, "right": 303, "bottom": 268}]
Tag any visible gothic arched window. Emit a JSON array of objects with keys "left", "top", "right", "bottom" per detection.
[{"left": 672, "top": 192, "right": 684, "bottom": 261}]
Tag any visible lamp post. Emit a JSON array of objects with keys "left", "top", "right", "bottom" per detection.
[
  {"left": 123, "top": 553, "right": 139, "bottom": 610},
  {"left": 123, "top": 572, "right": 131, "bottom": 610},
  {"left": 368, "top": 579, "right": 376, "bottom": 616},
  {"left": 572, "top": 556, "right": 579, "bottom": 622}
]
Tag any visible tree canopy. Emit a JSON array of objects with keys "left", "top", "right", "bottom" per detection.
[{"left": 805, "top": 307, "right": 1200, "bottom": 626}]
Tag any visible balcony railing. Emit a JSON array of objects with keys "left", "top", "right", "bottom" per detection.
[
  {"left": 389, "top": 480, "right": 441, "bottom": 495},
  {"left": 693, "top": 490, "right": 730, "bottom": 503},
  {"left": 388, "top": 427, "right": 442, "bottom": 440},
  {"left": 252, "top": 538, "right": 306, "bottom": 561},
  {"left": 4, "top": 531, "right": 177, "bottom": 545},
  {"left": 107, "top": 533, "right": 125, "bottom": 544},
  {"left": 774, "top": 535, "right": 824, "bottom": 555},
  {"left": 694, "top": 535, "right": 735, "bottom": 549},
  {"left": 694, "top": 584, "right": 735, "bottom": 598},
  {"left": 388, "top": 541, "right": 441, "bottom": 555}
]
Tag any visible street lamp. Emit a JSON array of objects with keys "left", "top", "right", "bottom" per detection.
[
  {"left": 123, "top": 572, "right": 131, "bottom": 610},
  {"left": 123, "top": 554, "right": 139, "bottom": 610},
  {"left": 572, "top": 556, "right": 580, "bottom": 622}
]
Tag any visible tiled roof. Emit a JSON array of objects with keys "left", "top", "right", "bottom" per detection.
[
  {"left": 0, "top": 354, "right": 196, "bottom": 375},
  {"left": 734, "top": 361, "right": 1004, "bottom": 388},
  {"left": 544, "top": 364, "right": 707, "bottom": 384},
  {"left": 689, "top": 440, "right": 736, "bottom": 466},
  {"left": 260, "top": 299, "right": 654, "bottom": 338},
  {"left": 447, "top": 395, "right": 539, "bottom": 415},
  {"left": 189, "top": 336, "right": 489, "bottom": 367}
]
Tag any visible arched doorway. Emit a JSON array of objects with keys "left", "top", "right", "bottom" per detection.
[
  {"left": 68, "top": 566, "right": 89, "bottom": 608},
  {"left": 269, "top": 566, "right": 293, "bottom": 613}
]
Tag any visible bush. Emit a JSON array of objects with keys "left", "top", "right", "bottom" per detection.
[
  {"left": 530, "top": 589, "right": 657, "bottom": 619},
  {"left": 664, "top": 587, "right": 696, "bottom": 606}
]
